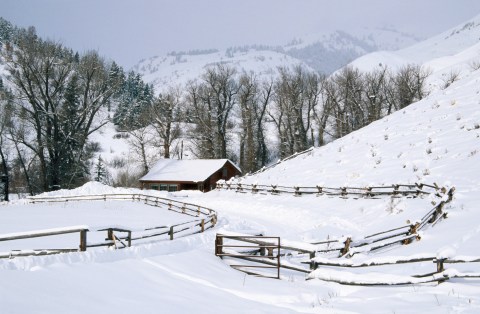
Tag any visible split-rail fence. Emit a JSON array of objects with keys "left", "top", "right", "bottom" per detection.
[{"left": 0, "top": 193, "right": 217, "bottom": 259}]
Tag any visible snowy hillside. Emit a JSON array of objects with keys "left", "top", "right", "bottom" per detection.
[
  {"left": 134, "top": 49, "right": 311, "bottom": 93},
  {"left": 350, "top": 14, "right": 480, "bottom": 72},
  {"left": 226, "top": 31, "right": 480, "bottom": 252},
  {"left": 285, "top": 27, "right": 420, "bottom": 73},
  {"left": 134, "top": 27, "right": 420, "bottom": 92},
  {"left": 2, "top": 17, "right": 480, "bottom": 314}
]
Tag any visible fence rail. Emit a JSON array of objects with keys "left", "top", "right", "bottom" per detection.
[
  {"left": 215, "top": 234, "right": 282, "bottom": 279},
  {"left": 307, "top": 256, "right": 480, "bottom": 286},
  {"left": 216, "top": 181, "right": 445, "bottom": 199},
  {"left": 215, "top": 233, "right": 480, "bottom": 285},
  {"left": 1, "top": 193, "right": 217, "bottom": 259},
  {"left": 215, "top": 186, "right": 458, "bottom": 284}
]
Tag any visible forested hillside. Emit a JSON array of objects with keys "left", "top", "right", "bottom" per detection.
[
  {"left": 0, "top": 17, "right": 431, "bottom": 194},
  {"left": 0, "top": 18, "right": 153, "bottom": 194}
]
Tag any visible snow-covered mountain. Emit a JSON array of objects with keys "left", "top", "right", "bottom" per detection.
[
  {"left": 284, "top": 27, "right": 420, "bottom": 73},
  {"left": 349, "top": 14, "right": 480, "bottom": 72},
  {"left": 133, "top": 49, "right": 313, "bottom": 93},
  {"left": 134, "top": 27, "right": 420, "bottom": 93}
]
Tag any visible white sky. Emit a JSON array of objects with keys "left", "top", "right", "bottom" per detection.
[{"left": 2, "top": 0, "right": 480, "bottom": 68}]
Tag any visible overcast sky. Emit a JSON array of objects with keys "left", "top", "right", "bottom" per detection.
[{"left": 2, "top": 0, "right": 480, "bottom": 68}]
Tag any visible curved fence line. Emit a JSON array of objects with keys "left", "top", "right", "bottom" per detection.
[
  {"left": 1, "top": 193, "right": 218, "bottom": 259},
  {"left": 215, "top": 186, "right": 458, "bottom": 284}
]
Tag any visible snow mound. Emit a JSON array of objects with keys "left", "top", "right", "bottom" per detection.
[{"left": 34, "top": 181, "right": 134, "bottom": 198}]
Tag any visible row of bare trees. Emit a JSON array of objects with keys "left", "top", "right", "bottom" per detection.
[
  {"left": 128, "top": 63, "right": 429, "bottom": 176},
  {"left": 0, "top": 24, "right": 430, "bottom": 191}
]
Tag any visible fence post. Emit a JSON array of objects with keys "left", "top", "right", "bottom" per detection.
[
  {"left": 276, "top": 237, "right": 281, "bottom": 279},
  {"left": 436, "top": 258, "right": 445, "bottom": 273},
  {"left": 429, "top": 202, "right": 445, "bottom": 224},
  {"left": 316, "top": 185, "right": 323, "bottom": 196},
  {"left": 127, "top": 231, "right": 132, "bottom": 247},
  {"left": 403, "top": 222, "right": 420, "bottom": 245},
  {"left": 79, "top": 229, "right": 87, "bottom": 252},
  {"left": 294, "top": 186, "right": 301, "bottom": 197},
  {"left": 447, "top": 187, "right": 455, "bottom": 202},
  {"left": 107, "top": 228, "right": 118, "bottom": 249},
  {"left": 200, "top": 219, "right": 205, "bottom": 232},
  {"left": 339, "top": 237, "right": 351, "bottom": 257},
  {"left": 169, "top": 226, "right": 174, "bottom": 240},
  {"left": 271, "top": 185, "right": 277, "bottom": 195},
  {"left": 107, "top": 228, "right": 114, "bottom": 242},
  {"left": 435, "top": 258, "right": 447, "bottom": 284},
  {"left": 366, "top": 187, "right": 373, "bottom": 198},
  {"left": 309, "top": 251, "right": 316, "bottom": 270},
  {"left": 215, "top": 235, "right": 223, "bottom": 258}
]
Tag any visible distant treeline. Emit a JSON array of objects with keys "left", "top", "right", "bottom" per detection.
[{"left": 0, "top": 17, "right": 430, "bottom": 193}]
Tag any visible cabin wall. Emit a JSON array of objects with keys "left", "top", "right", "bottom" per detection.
[
  {"left": 140, "top": 161, "right": 241, "bottom": 193},
  {"left": 206, "top": 163, "right": 242, "bottom": 191}
]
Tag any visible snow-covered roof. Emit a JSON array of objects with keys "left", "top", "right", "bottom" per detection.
[{"left": 139, "top": 159, "right": 241, "bottom": 183}]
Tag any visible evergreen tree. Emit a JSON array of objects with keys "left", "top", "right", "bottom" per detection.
[
  {"left": 112, "top": 70, "right": 154, "bottom": 130},
  {"left": 94, "top": 155, "right": 108, "bottom": 183}
]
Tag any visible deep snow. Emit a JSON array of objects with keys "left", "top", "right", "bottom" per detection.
[{"left": 2, "top": 15, "right": 480, "bottom": 314}]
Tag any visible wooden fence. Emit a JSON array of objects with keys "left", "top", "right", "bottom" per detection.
[
  {"left": 214, "top": 186, "right": 459, "bottom": 284},
  {"left": 0, "top": 226, "right": 88, "bottom": 259},
  {"left": 0, "top": 193, "right": 217, "bottom": 258},
  {"left": 215, "top": 233, "right": 480, "bottom": 285},
  {"left": 308, "top": 256, "right": 480, "bottom": 285},
  {"left": 216, "top": 181, "right": 447, "bottom": 199},
  {"left": 215, "top": 234, "right": 282, "bottom": 279}
]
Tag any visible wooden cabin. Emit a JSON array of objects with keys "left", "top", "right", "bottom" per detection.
[{"left": 139, "top": 159, "right": 241, "bottom": 192}]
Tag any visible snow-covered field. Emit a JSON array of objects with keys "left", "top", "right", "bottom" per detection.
[{"left": 2, "top": 16, "right": 480, "bottom": 314}]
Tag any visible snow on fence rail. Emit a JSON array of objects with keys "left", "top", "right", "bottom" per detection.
[
  {"left": 216, "top": 181, "right": 445, "bottom": 199},
  {"left": 0, "top": 226, "right": 88, "bottom": 259},
  {"left": 215, "top": 233, "right": 480, "bottom": 285},
  {"left": 216, "top": 182, "right": 455, "bottom": 259},
  {"left": 215, "top": 234, "right": 282, "bottom": 279},
  {"left": 307, "top": 256, "right": 480, "bottom": 286},
  {"left": 215, "top": 187, "right": 458, "bottom": 283},
  {"left": 0, "top": 193, "right": 218, "bottom": 259}
]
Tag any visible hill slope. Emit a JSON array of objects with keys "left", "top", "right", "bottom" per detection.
[
  {"left": 2, "top": 17, "right": 480, "bottom": 314},
  {"left": 349, "top": 14, "right": 480, "bottom": 72}
]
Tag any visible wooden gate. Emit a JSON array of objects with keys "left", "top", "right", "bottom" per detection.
[{"left": 215, "top": 234, "right": 281, "bottom": 279}]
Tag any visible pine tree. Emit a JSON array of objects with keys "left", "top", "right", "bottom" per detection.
[{"left": 94, "top": 155, "right": 107, "bottom": 183}]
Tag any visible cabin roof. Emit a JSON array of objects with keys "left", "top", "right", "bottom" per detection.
[{"left": 139, "top": 159, "right": 241, "bottom": 183}]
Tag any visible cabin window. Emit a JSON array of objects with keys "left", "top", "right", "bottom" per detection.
[
  {"left": 168, "top": 184, "right": 177, "bottom": 192},
  {"left": 222, "top": 167, "right": 228, "bottom": 179},
  {"left": 159, "top": 184, "right": 168, "bottom": 191},
  {"left": 150, "top": 184, "right": 159, "bottom": 190}
]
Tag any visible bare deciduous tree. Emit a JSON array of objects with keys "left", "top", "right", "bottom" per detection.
[
  {"left": 150, "top": 87, "right": 182, "bottom": 159},
  {"left": 2, "top": 27, "right": 119, "bottom": 191}
]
